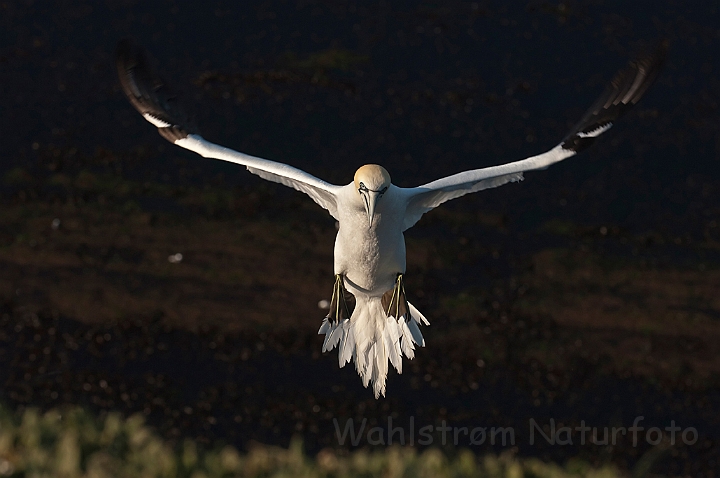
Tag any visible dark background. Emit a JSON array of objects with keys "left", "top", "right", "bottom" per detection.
[{"left": 1, "top": 0, "right": 719, "bottom": 475}]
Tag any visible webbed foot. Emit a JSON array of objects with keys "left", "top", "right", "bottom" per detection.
[
  {"left": 381, "top": 273, "right": 410, "bottom": 319},
  {"left": 327, "top": 274, "right": 355, "bottom": 324}
]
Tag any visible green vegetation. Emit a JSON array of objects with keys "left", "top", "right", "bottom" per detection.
[{"left": 0, "top": 404, "right": 625, "bottom": 478}]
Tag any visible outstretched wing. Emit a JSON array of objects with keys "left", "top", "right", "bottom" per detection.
[
  {"left": 402, "top": 41, "right": 667, "bottom": 230},
  {"left": 115, "top": 39, "right": 341, "bottom": 219}
]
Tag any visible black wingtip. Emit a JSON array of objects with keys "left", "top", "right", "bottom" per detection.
[
  {"left": 560, "top": 40, "right": 668, "bottom": 153},
  {"left": 158, "top": 126, "right": 192, "bottom": 142},
  {"left": 115, "top": 39, "right": 198, "bottom": 141}
]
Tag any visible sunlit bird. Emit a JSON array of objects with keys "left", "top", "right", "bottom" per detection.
[{"left": 116, "top": 40, "right": 666, "bottom": 397}]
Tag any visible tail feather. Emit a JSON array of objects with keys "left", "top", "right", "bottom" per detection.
[
  {"left": 322, "top": 323, "right": 343, "bottom": 352},
  {"left": 339, "top": 320, "right": 355, "bottom": 367},
  {"left": 409, "top": 302, "right": 430, "bottom": 326},
  {"left": 406, "top": 318, "right": 425, "bottom": 347},
  {"left": 319, "top": 296, "right": 429, "bottom": 398},
  {"left": 371, "top": 341, "right": 387, "bottom": 397},
  {"left": 362, "top": 343, "right": 374, "bottom": 388},
  {"left": 384, "top": 319, "right": 402, "bottom": 374},
  {"left": 399, "top": 317, "right": 416, "bottom": 359}
]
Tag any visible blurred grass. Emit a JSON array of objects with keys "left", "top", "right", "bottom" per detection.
[{"left": 0, "top": 404, "right": 625, "bottom": 478}]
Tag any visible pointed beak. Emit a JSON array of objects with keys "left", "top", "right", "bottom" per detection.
[{"left": 363, "top": 191, "right": 381, "bottom": 228}]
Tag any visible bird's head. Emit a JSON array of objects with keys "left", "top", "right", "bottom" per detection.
[{"left": 354, "top": 164, "right": 391, "bottom": 227}]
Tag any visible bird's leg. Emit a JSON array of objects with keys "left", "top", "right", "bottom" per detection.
[
  {"left": 381, "top": 273, "right": 410, "bottom": 320},
  {"left": 327, "top": 274, "right": 355, "bottom": 325}
]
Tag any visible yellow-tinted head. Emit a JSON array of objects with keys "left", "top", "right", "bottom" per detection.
[
  {"left": 353, "top": 165, "right": 391, "bottom": 227},
  {"left": 354, "top": 164, "right": 391, "bottom": 192}
]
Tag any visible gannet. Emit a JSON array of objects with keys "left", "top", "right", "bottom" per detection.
[{"left": 116, "top": 40, "right": 666, "bottom": 397}]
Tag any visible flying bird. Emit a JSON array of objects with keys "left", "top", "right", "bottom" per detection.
[{"left": 116, "top": 39, "right": 666, "bottom": 397}]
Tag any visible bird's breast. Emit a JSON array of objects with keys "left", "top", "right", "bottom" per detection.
[{"left": 333, "top": 193, "right": 406, "bottom": 294}]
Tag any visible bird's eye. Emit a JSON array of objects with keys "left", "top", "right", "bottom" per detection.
[{"left": 358, "top": 182, "right": 368, "bottom": 193}]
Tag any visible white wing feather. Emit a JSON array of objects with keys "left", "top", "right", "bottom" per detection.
[
  {"left": 401, "top": 42, "right": 667, "bottom": 231},
  {"left": 401, "top": 146, "right": 571, "bottom": 230},
  {"left": 176, "top": 135, "right": 340, "bottom": 219},
  {"left": 116, "top": 40, "right": 340, "bottom": 219}
]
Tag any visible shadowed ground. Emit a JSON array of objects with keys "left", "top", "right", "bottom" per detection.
[
  {"left": 1, "top": 0, "right": 719, "bottom": 475},
  {"left": 1, "top": 177, "right": 718, "bottom": 473}
]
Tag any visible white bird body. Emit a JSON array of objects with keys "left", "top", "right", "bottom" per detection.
[
  {"left": 323, "top": 175, "right": 429, "bottom": 397},
  {"left": 116, "top": 39, "right": 666, "bottom": 397},
  {"left": 334, "top": 184, "right": 406, "bottom": 294}
]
